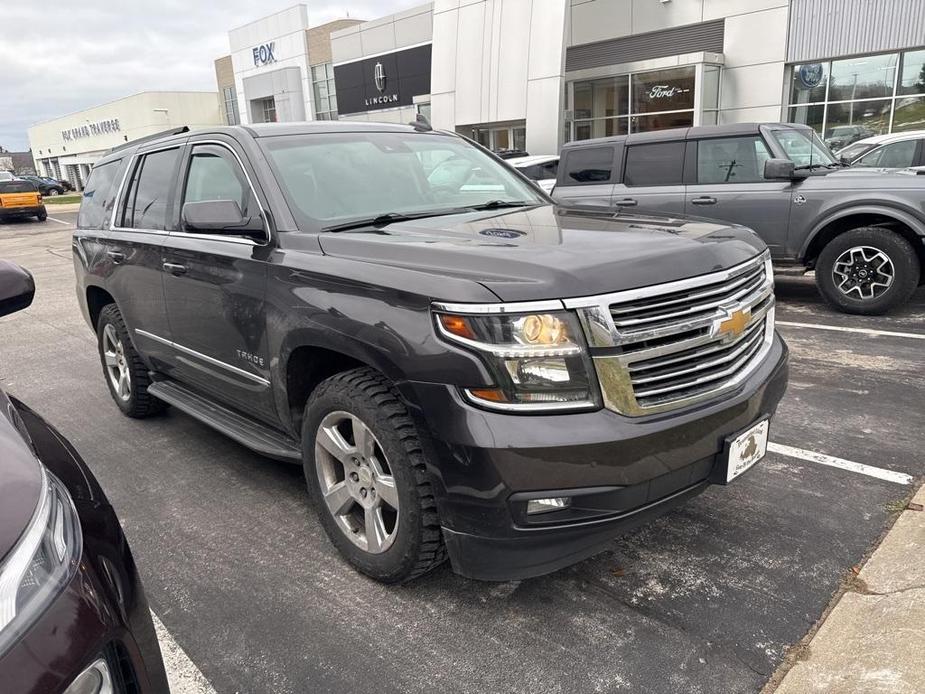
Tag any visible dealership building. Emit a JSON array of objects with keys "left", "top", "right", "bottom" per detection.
[
  {"left": 215, "top": 0, "right": 925, "bottom": 155},
  {"left": 27, "top": 92, "right": 222, "bottom": 190}
]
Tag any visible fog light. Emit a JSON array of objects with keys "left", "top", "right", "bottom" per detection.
[
  {"left": 63, "top": 658, "right": 114, "bottom": 694},
  {"left": 526, "top": 497, "right": 571, "bottom": 514}
]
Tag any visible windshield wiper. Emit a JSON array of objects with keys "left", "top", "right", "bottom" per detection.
[
  {"left": 322, "top": 211, "right": 451, "bottom": 233},
  {"left": 793, "top": 163, "right": 832, "bottom": 171},
  {"left": 466, "top": 200, "right": 535, "bottom": 211}
]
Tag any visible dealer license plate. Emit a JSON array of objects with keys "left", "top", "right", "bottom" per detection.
[{"left": 726, "top": 419, "right": 769, "bottom": 482}]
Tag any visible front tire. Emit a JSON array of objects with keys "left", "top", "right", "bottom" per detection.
[
  {"left": 302, "top": 367, "right": 446, "bottom": 583},
  {"left": 96, "top": 304, "right": 167, "bottom": 418},
  {"left": 815, "top": 227, "right": 919, "bottom": 315}
]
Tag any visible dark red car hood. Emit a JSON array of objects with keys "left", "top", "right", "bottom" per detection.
[{"left": 0, "top": 388, "right": 43, "bottom": 564}]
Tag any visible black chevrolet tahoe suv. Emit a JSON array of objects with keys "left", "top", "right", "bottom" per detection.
[{"left": 73, "top": 122, "right": 789, "bottom": 583}]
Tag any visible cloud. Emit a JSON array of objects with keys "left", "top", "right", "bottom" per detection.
[{"left": 0, "top": 1, "right": 421, "bottom": 151}]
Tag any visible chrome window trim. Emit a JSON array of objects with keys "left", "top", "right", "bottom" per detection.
[
  {"left": 108, "top": 139, "right": 270, "bottom": 246},
  {"left": 178, "top": 139, "right": 271, "bottom": 246},
  {"left": 135, "top": 329, "right": 270, "bottom": 387},
  {"left": 431, "top": 299, "right": 566, "bottom": 315},
  {"left": 108, "top": 142, "right": 185, "bottom": 233}
]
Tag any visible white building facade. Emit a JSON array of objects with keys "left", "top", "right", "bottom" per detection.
[
  {"left": 325, "top": 0, "right": 925, "bottom": 155},
  {"left": 28, "top": 92, "right": 221, "bottom": 190}
]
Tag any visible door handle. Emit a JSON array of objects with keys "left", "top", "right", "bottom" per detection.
[
  {"left": 106, "top": 250, "right": 125, "bottom": 263},
  {"left": 162, "top": 262, "right": 188, "bottom": 276},
  {"left": 690, "top": 196, "right": 717, "bottom": 205},
  {"left": 614, "top": 198, "right": 638, "bottom": 207}
]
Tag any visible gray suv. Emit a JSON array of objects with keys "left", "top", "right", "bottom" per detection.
[{"left": 553, "top": 123, "right": 925, "bottom": 315}]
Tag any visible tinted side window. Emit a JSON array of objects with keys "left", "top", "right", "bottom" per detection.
[
  {"left": 77, "top": 160, "right": 121, "bottom": 229},
  {"left": 540, "top": 160, "right": 559, "bottom": 178},
  {"left": 562, "top": 147, "right": 614, "bottom": 184},
  {"left": 518, "top": 164, "right": 543, "bottom": 180},
  {"left": 121, "top": 148, "right": 180, "bottom": 230},
  {"left": 696, "top": 136, "right": 771, "bottom": 184},
  {"left": 182, "top": 144, "right": 254, "bottom": 218},
  {"left": 624, "top": 142, "right": 684, "bottom": 186}
]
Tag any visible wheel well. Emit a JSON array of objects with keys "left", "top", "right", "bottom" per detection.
[
  {"left": 804, "top": 214, "right": 925, "bottom": 270},
  {"left": 86, "top": 286, "right": 116, "bottom": 330},
  {"left": 285, "top": 346, "right": 365, "bottom": 432}
]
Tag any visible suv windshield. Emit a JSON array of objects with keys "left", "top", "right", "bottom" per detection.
[
  {"left": 259, "top": 131, "right": 544, "bottom": 229},
  {"left": 769, "top": 128, "right": 837, "bottom": 168}
]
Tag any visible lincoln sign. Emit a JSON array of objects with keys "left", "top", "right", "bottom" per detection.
[{"left": 333, "top": 44, "right": 432, "bottom": 115}]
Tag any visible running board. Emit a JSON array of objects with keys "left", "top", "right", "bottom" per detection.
[{"left": 147, "top": 380, "right": 302, "bottom": 463}]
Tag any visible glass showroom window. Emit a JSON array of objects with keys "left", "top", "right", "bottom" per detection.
[
  {"left": 312, "top": 63, "right": 338, "bottom": 120},
  {"left": 570, "top": 66, "right": 705, "bottom": 141},
  {"left": 788, "top": 48, "right": 925, "bottom": 149}
]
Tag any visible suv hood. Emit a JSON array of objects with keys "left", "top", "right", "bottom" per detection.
[
  {"left": 317, "top": 204, "right": 766, "bottom": 302},
  {"left": 0, "top": 389, "right": 42, "bottom": 564},
  {"left": 808, "top": 168, "right": 925, "bottom": 189}
]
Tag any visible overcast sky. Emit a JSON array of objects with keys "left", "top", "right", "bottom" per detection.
[{"left": 0, "top": 1, "right": 420, "bottom": 151}]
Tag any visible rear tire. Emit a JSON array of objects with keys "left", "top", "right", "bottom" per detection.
[
  {"left": 815, "top": 227, "right": 919, "bottom": 315},
  {"left": 96, "top": 304, "right": 167, "bottom": 418},
  {"left": 37, "top": 212, "right": 47, "bottom": 222},
  {"left": 302, "top": 367, "right": 446, "bottom": 583}
]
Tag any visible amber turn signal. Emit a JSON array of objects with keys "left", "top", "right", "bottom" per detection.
[
  {"left": 438, "top": 314, "right": 477, "bottom": 340},
  {"left": 467, "top": 388, "right": 508, "bottom": 402}
]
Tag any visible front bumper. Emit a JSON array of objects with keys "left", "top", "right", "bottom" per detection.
[{"left": 405, "top": 333, "right": 789, "bottom": 581}]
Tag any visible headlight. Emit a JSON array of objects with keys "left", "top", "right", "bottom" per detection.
[
  {"left": 434, "top": 308, "right": 598, "bottom": 412},
  {"left": 0, "top": 467, "right": 82, "bottom": 655}
]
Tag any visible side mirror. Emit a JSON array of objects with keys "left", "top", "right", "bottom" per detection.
[
  {"left": 181, "top": 200, "right": 266, "bottom": 238},
  {"left": 764, "top": 158, "right": 808, "bottom": 180},
  {"left": 0, "top": 260, "right": 35, "bottom": 318}
]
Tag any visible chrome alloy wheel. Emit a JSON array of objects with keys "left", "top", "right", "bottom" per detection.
[
  {"left": 314, "top": 411, "right": 399, "bottom": 554},
  {"left": 832, "top": 245, "right": 894, "bottom": 300},
  {"left": 102, "top": 323, "right": 131, "bottom": 401}
]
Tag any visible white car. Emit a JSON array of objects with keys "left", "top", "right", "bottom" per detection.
[
  {"left": 0, "top": 171, "right": 15, "bottom": 182},
  {"left": 836, "top": 130, "right": 925, "bottom": 171},
  {"left": 507, "top": 155, "right": 559, "bottom": 194}
]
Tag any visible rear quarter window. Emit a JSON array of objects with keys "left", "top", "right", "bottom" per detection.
[
  {"left": 559, "top": 147, "right": 615, "bottom": 185},
  {"left": 623, "top": 142, "right": 685, "bottom": 186},
  {"left": 77, "top": 160, "right": 122, "bottom": 229}
]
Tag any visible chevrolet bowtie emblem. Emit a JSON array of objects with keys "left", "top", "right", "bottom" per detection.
[{"left": 717, "top": 308, "right": 750, "bottom": 338}]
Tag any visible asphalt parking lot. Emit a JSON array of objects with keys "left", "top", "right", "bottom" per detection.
[{"left": 1, "top": 211, "right": 923, "bottom": 694}]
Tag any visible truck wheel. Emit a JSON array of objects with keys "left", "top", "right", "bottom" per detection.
[
  {"left": 96, "top": 304, "right": 167, "bottom": 418},
  {"left": 302, "top": 367, "right": 446, "bottom": 583},
  {"left": 815, "top": 227, "right": 919, "bottom": 315}
]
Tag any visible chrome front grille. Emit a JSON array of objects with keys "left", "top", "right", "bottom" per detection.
[{"left": 565, "top": 251, "right": 775, "bottom": 416}]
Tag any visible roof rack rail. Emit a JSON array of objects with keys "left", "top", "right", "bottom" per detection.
[{"left": 106, "top": 125, "right": 191, "bottom": 154}]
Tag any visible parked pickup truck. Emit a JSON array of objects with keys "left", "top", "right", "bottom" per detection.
[
  {"left": 553, "top": 123, "right": 925, "bottom": 315},
  {"left": 73, "top": 122, "right": 788, "bottom": 582}
]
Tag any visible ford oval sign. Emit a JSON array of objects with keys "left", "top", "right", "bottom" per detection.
[{"left": 480, "top": 228, "right": 525, "bottom": 239}]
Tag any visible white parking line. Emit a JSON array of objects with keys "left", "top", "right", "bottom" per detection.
[
  {"left": 151, "top": 611, "right": 218, "bottom": 694},
  {"left": 777, "top": 320, "right": 925, "bottom": 340},
  {"left": 768, "top": 442, "right": 914, "bottom": 485},
  {"left": 45, "top": 217, "right": 72, "bottom": 226}
]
